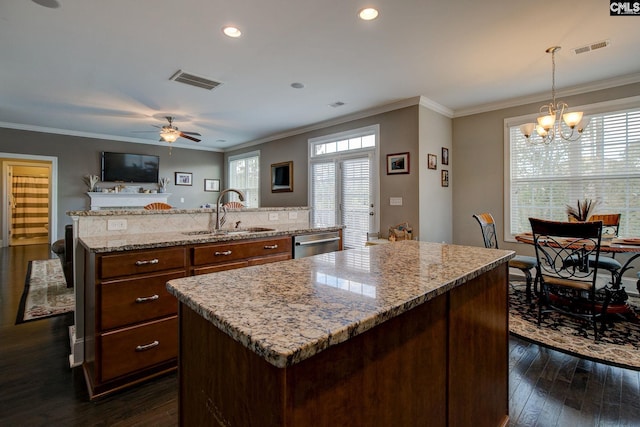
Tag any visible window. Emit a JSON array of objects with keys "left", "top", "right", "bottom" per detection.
[
  {"left": 506, "top": 104, "right": 640, "bottom": 238},
  {"left": 228, "top": 151, "right": 260, "bottom": 208},
  {"left": 309, "top": 125, "right": 379, "bottom": 249}
]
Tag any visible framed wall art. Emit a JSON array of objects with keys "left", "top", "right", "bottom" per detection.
[
  {"left": 204, "top": 179, "right": 220, "bottom": 192},
  {"left": 441, "top": 170, "right": 449, "bottom": 187},
  {"left": 271, "top": 161, "right": 293, "bottom": 192},
  {"left": 175, "top": 172, "right": 193, "bottom": 186},
  {"left": 442, "top": 147, "right": 449, "bottom": 165},
  {"left": 386, "top": 152, "right": 410, "bottom": 174},
  {"left": 428, "top": 154, "right": 437, "bottom": 170}
]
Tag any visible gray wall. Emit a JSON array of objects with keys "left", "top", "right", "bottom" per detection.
[
  {"left": 452, "top": 82, "right": 640, "bottom": 259},
  {"left": 227, "top": 105, "right": 426, "bottom": 237},
  {"left": 0, "top": 128, "right": 224, "bottom": 241}
]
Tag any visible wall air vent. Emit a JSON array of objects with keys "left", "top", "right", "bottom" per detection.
[
  {"left": 572, "top": 40, "right": 610, "bottom": 55},
  {"left": 169, "top": 70, "right": 221, "bottom": 90}
]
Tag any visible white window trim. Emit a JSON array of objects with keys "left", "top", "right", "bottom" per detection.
[
  {"left": 503, "top": 95, "right": 640, "bottom": 242},
  {"left": 227, "top": 149, "right": 260, "bottom": 207},
  {"left": 308, "top": 124, "right": 380, "bottom": 234}
]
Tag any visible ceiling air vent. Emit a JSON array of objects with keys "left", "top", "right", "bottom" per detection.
[
  {"left": 169, "top": 70, "right": 221, "bottom": 90},
  {"left": 572, "top": 40, "right": 610, "bottom": 55}
]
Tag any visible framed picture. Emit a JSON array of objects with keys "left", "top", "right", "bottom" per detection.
[
  {"left": 271, "top": 161, "right": 293, "bottom": 192},
  {"left": 442, "top": 147, "right": 449, "bottom": 165},
  {"left": 204, "top": 179, "right": 220, "bottom": 192},
  {"left": 387, "top": 152, "right": 410, "bottom": 174},
  {"left": 441, "top": 170, "right": 449, "bottom": 187},
  {"left": 174, "top": 172, "right": 192, "bottom": 186},
  {"left": 427, "top": 154, "right": 437, "bottom": 170}
]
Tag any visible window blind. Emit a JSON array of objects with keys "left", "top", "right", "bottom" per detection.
[
  {"left": 341, "top": 157, "right": 371, "bottom": 249},
  {"left": 311, "top": 161, "right": 336, "bottom": 228},
  {"left": 509, "top": 108, "right": 640, "bottom": 236},
  {"left": 228, "top": 153, "right": 260, "bottom": 208}
]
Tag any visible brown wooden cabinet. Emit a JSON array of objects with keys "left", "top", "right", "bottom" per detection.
[
  {"left": 83, "top": 235, "right": 293, "bottom": 399},
  {"left": 83, "top": 246, "right": 187, "bottom": 399},
  {"left": 191, "top": 236, "right": 292, "bottom": 275}
]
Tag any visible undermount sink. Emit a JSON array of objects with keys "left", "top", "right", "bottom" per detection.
[{"left": 183, "top": 227, "right": 275, "bottom": 236}]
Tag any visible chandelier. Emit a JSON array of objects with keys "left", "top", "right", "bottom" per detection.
[{"left": 520, "top": 46, "right": 590, "bottom": 144}]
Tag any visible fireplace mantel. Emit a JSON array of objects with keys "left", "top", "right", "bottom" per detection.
[{"left": 86, "top": 192, "right": 171, "bottom": 210}]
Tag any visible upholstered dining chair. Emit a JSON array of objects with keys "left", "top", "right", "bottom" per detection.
[
  {"left": 223, "top": 201, "right": 244, "bottom": 209},
  {"left": 473, "top": 213, "right": 538, "bottom": 303},
  {"left": 144, "top": 202, "right": 172, "bottom": 210},
  {"left": 529, "top": 217, "right": 607, "bottom": 340}
]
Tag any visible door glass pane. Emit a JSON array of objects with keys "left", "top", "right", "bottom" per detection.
[
  {"left": 311, "top": 162, "right": 336, "bottom": 227},
  {"left": 341, "top": 157, "right": 371, "bottom": 249}
]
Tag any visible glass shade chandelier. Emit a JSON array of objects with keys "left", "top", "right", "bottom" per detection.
[{"left": 520, "top": 46, "right": 589, "bottom": 144}]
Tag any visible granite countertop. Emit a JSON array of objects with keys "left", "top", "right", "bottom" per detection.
[
  {"left": 166, "top": 241, "right": 514, "bottom": 368},
  {"left": 68, "top": 206, "right": 310, "bottom": 216},
  {"left": 79, "top": 225, "right": 343, "bottom": 253}
]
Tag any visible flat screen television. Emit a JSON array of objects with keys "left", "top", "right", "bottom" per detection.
[{"left": 101, "top": 152, "right": 160, "bottom": 183}]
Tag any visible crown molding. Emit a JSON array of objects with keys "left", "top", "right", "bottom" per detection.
[
  {"left": 0, "top": 121, "right": 224, "bottom": 152},
  {"left": 453, "top": 72, "right": 640, "bottom": 118},
  {"left": 226, "top": 96, "right": 451, "bottom": 152}
]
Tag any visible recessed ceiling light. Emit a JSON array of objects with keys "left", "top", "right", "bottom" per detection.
[
  {"left": 222, "top": 26, "right": 242, "bottom": 38},
  {"left": 358, "top": 7, "right": 379, "bottom": 21},
  {"left": 290, "top": 82, "right": 305, "bottom": 89}
]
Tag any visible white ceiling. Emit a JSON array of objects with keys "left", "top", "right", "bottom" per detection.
[{"left": 2, "top": 0, "right": 640, "bottom": 152}]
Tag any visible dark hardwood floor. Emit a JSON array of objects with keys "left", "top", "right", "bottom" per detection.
[{"left": 0, "top": 244, "right": 638, "bottom": 426}]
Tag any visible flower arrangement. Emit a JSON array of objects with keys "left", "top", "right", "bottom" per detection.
[
  {"left": 83, "top": 174, "right": 100, "bottom": 192},
  {"left": 566, "top": 198, "right": 598, "bottom": 222},
  {"left": 159, "top": 177, "right": 170, "bottom": 192}
]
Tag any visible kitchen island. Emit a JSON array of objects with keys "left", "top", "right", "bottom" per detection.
[{"left": 167, "top": 240, "right": 514, "bottom": 427}]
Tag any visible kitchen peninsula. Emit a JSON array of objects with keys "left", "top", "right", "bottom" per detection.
[
  {"left": 167, "top": 241, "right": 514, "bottom": 427},
  {"left": 68, "top": 207, "right": 342, "bottom": 399}
]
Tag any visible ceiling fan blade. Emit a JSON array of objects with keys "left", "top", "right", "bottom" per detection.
[
  {"left": 180, "top": 133, "right": 201, "bottom": 142},
  {"left": 181, "top": 131, "right": 201, "bottom": 136}
]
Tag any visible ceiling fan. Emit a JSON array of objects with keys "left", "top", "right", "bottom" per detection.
[{"left": 154, "top": 116, "right": 201, "bottom": 143}]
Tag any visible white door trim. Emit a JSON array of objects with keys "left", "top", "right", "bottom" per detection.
[{"left": 1, "top": 153, "right": 58, "bottom": 247}]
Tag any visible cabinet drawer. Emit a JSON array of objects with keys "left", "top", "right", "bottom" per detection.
[
  {"left": 100, "top": 271, "right": 184, "bottom": 330},
  {"left": 193, "top": 260, "right": 249, "bottom": 275},
  {"left": 248, "top": 253, "right": 291, "bottom": 266},
  {"left": 192, "top": 236, "right": 292, "bottom": 266},
  {"left": 100, "top": 316, "right": 177, "bottom": 382},
  {"left": 99, "top": 247, "right": 186, "bottom": 279}
]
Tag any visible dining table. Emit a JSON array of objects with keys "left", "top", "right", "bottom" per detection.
[{"left": 515, "top": 233, "right": 640, "bottom": 315}]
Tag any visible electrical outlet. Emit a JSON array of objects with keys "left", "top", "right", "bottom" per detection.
[
  {"left": 107, "top": 219, "right": 127, "bottom": 231},
  {"left": 269, "top": 213, "right": 279, "bottom": 221},
  {"left": 390, "top": 197, "right": 403, "bottom": 206},
  {"left": 288, "top": 211, "right": 298, "bottom": 220}
]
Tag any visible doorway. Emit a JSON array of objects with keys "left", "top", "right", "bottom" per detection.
[{"left": 1, "top": 154, "right": 58, "bottom": 247}]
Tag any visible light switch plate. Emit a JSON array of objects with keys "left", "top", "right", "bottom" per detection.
[
  {"left": 269, "top": 213, "right": 279, "bottom": 221},
  {"left": 288, "top": 211, "right": 298, "bottom": 220},
  {"left": 390, "top": 197, "right": 403, "bottom": 206}
]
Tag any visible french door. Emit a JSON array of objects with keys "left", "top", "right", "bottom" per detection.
[{"left": 311, "top": 154, "right": 377, "bottom": 249}]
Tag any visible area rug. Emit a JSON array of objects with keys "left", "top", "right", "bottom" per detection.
[
  {"left": 15, "top": 259, "right": 74, "bottom": 324},
  {"left": 509, "top": 281, "right": 640, "bottom": 371}
]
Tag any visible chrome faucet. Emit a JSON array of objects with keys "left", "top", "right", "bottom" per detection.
[{"left": 215, "top": 188, "right": 245, "bottom": 230}]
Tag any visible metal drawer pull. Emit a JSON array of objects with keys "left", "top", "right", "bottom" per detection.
[
  {"left": 214, "top": 250, "right": 233, "bottom": 256},
  {"left": 135, "top": 294, "right": 159, "bottom": 303},
  {"left": 135, "top": 258, "right": 159, "bottom": 266},
  {"left": 135, "top": 340, "right": 159, "bottom": 352},
  {"left": 264, "top": 244, "right": 279, "bottom": 249}
]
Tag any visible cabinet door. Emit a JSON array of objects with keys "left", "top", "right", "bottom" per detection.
[{"left": 192, "top": 237, "right": 292, "bottom": 266}]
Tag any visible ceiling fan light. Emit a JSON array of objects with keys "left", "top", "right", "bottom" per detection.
[
  {"left": 520, "top": 123, "right": 535, "bottom": 138},
  {"left": 537, "top": 114, "right": 556, "bottom": 131},
  {"left": 563, "top": 111, "right": 583, "bottom": 128},
  {"left": 161, "top": 132, "right": 179, "bottom": 143}
]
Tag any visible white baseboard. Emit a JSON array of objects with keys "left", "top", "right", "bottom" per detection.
[{"left": 68, "top": 325, "right": 83, "bottom": 368}]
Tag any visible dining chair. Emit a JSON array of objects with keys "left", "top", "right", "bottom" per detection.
[
  {"left": 529, "top": 217, "right": 607, "bottom": 340},
  {"left": 473, "top": 213, "right": 538, "bottom": 303},
  {"left": 587, "top": 213, "right": 622, "bottom": 285},
  {"left": 143, "top": 202, "right": 172, "bottom": 210}
]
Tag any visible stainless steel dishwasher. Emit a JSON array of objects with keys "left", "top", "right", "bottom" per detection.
[{"left": 292, "top": 231, "right": 341, "bottom": 258}]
